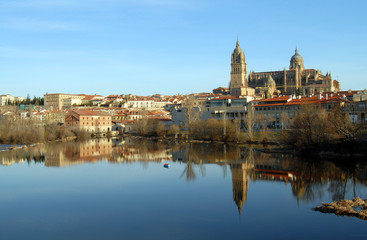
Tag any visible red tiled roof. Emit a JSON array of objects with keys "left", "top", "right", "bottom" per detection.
[
  {"left": 213, "top": 87, "right": 229, "bottom": 91},
  {"left": 210, "top": 96, "right": 247, "bottom": 100},
  {"left": 254, "top": 95, "right": 343, "bottom": 107},
  {"left": 69, "top": 109, "right": 111, "bottom": 117}
]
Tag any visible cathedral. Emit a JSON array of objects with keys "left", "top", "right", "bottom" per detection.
[{"left": 229, "top": 39, "right": 341, "bottom": 97}]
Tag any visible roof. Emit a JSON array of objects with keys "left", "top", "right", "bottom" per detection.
[
  {"left": 254, "top": 95, "right": 344, "bottom": 108},
  {"left": 213, "top": 87, "right": 229, "bottom": 91},
  {"left": 81, "top": 94, "right": 105, "bottom": 101},
  {"left": 250, "top": 68, "right": 317, "bottom": 75},
  {"left": 45, "top": 93, "right": 74, "bottom": 96},
  {"left": 107, "top": 95, "right": 121, "bottom": 98},
  {"left": 68, "top": 109, "right": 111, "bottom": 117},
  {"left": 210, "top": 95, "right": 249, "bottom": 100}
]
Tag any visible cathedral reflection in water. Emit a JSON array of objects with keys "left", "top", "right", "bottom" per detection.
[{"left": 1, "top": 138, "right": 367, "bottom": 213}]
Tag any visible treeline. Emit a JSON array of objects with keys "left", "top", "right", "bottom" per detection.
[
  {"left": 134, "top": 118, "right": 246, "bottom": 142},
  {"left": 7, "top": 96, "right": 44, "bottom": 106},
  {"left": 190, "top": 119, "right": 244, "bottom": 142},
  {"left": 0, "top": 118, "right": 89, "bottom": 144},
  {"left": 133, "top": 104, "right": 366, "bottom": 151},
  {"left": 282, "top": 105, "right": 367, "bottom": 154}
]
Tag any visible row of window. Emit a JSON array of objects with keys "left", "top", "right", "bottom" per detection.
[
  {"left": 255, "top": 106, "right": 301, "bottom": 111},
  {"left": 82, "top": 122, "right": 109, "bottom": 126},
  {"left": 81, "top": 116, "right": 108, "bottom": 120}
]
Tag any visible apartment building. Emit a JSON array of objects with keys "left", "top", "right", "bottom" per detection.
[
  {"left": 0, "top": 94, "right": 24, "bottom": 106},
  {"left": 65, "top": 109, "right": 112, "bottom": 133},
  {"left": 44, "top": 93, "right": 84, "bottom": 110}
]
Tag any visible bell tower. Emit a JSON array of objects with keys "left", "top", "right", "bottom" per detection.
[{"left": 230, "top": 38, "right": 248, "bottom": 91}]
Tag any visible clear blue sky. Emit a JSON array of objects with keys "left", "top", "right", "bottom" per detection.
[{"left": 1, "top": 0, "right": 366, "bottom": 98}]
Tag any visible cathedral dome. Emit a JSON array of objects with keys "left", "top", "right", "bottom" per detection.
[
  {"left": 291, "top": 49, "right": 303, "bottom": 62},
  {"left": 289, "top": 48, "right": 304, "bottom": 70}
]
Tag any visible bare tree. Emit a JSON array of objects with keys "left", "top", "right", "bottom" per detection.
[
  {"left": 285, "top": 104, "right": 333, "bottom": 147},
  {"left": 244, "top": 105, "right": 256, "bottom": 141},
  {"left": 169, "top": 124, "right": 180, "bottom": 139},
  {"left": 182, "top": 95, "right": 201, "bottom": 132},
  {"left": 328, "top": 105, "right": 362, "bottom": 141},
  {"left": 280, "top": 112, "right": 291, "bottom": 130}
]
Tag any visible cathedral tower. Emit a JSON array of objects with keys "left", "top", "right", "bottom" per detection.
[{"left": 230, "top": 38, "right": 248, "bottom": 94}]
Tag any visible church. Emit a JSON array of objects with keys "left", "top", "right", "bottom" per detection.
[{"left": 229, "top": 39, "right": 341, "bottom": 97}]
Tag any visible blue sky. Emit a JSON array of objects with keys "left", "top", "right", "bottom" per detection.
[{"left": 1, "top": 0, "right": 366, "bottom": 98}]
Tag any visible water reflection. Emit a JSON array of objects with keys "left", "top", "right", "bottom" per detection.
[{"left": 1, "top": 138, "right": 367, "bottom": 211}]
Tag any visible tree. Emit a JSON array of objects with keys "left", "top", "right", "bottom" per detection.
[
  {"left": 25, "top": 94, "right": 31, "bottom": 105},
  {"left": 280, "top": 112, "right": 291, "bottom": 130},
  {"left": 182, "top": 95, "right": 201, "bottom": 132},
  {"left": 328, "top": 105, "right": 362, "bottom": 142},
  {"left": 155, "top": 121, "right": 167, "bottom": 137},
  {"left": 244, "top": 105, "right": 256, "bottom": 141},
  {"left": 284, "top": 104, "right": 333, "bottom": 147},
  {"left": 169, "top": 124, "right": 180, "bottom": 139}
]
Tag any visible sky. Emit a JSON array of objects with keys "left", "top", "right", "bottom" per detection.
[{"left": 0, "top": 0, "right": 366, "bottom": 98}]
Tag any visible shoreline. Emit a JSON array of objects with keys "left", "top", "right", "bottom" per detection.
[{"left": 2, "top": 133, "right": 367, "bottom": 159}]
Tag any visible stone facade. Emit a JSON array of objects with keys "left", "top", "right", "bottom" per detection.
[
  {"left": 44, "top": 93, "right": 84, "bottom": 110},
  {"left": 248, "top": 48, "right": 341, "bottom": 96},
  {"left": 65, "top": 109, "right": 112, "bottom": 133},
  {"left": 228, "top": 40, "right": 341, "bottom": 97},
  {"left": 229, "top": 39, "right": 255, "bottom": 96}
]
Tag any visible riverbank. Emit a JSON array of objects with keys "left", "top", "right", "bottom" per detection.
[{"left": 125, "top": 132, "right": 367, "bottom": 159}]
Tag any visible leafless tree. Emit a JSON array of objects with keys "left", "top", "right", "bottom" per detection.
[
  {"left": 169, "top": 124, "right": 180, "bottom": 139},
  {"left": 244, "top": 105, "right": 256, "bottom": 141},
  {"left": 182, "top": 95, "right": 201, "bottom": 131},
  {"left": 280, "top": 112, "right": 291, "bottom": 130},
  {"left": 328, "top": 105, "right": 362, "bottom": 141}
]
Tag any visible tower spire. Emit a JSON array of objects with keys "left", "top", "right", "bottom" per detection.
[{"left": 236, "top": 35, "right": 240, "bottom": 47}]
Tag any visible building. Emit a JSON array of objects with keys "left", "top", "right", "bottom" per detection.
[
  {"left": 45, "top": 110, "right": 65, "bottom": 124},
  {"left": 65, "top": 109, "right": 112, "bottom": 133},
  {"left": 127, "top": 97, "right": 155, "bottom": 109},
  {"left": 353, "top": 90, "right": 367, "bottom": 102},
  {"left": 252, "top": 93, "right": 347, "bottom": 129},
  {"left": 202, "top": 95, "right": 253, "bottom": 122},
  {"left": 80, "top": 94, "right": 105, "bottom": 106},
  {"left": 0, "top": 94, "right": 24, "bottom": 106},
  {"left": 248, "top": 48, "right": 341, "bottom": 96},
  {"left": 171, "top": 95, "right": 253, "bottom": 129},
  {"left": 126, "top": 97, "right": 173, "bottom": 110},
  {"left": 229, "top": 39, "right": 255, "bottom": 96},
  {"left": 227, "top": 39, "right": 341, "bottom": 97},
  {"left": 212, "top": 87, "right": 230, "bottom": 95},
  {"left": 344, "top": 100, "right": 367, "bottom": 123},
  {"left": 44, "top": 93, "right": 106, "bottom": 110},
  {"left": 44, "top": 93, "right": 84, "bottom": 110}
]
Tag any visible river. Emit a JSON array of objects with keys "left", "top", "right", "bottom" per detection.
[{"left": 0, "top": 138, "right": 366, "bottom": 239}]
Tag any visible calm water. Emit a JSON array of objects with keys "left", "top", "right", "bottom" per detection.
[{"left": 0, "top": 138, "right": 366, "bottom": 240}]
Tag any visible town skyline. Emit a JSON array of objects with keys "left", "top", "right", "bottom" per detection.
[{"left": 1, "top": 0, "right": 366, "bottom": 98}]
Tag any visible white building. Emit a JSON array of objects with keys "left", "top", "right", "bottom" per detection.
[
  {"left": 0, "top": 94, "right": 24, "bottom": 106},
  {"left": 127, "top": 98, "right": 155, "bottom": 109}
]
